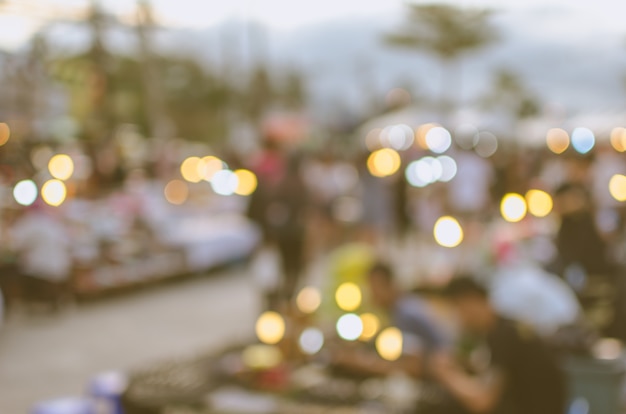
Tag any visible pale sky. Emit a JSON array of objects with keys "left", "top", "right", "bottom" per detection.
[{"left": 1, "top": 0, "right": 626, "bottom": 51}]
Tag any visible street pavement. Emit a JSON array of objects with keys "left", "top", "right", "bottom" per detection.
[{"left": 0, "top": 268, "right": 262, "bottom": 413}]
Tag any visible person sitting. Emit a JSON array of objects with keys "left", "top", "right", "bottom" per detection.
[
  {"left": 332, "top": 262, "right": 448, "bottom": 378},
  {"left": 430, "top": 276, "right": 567, "bottom": 414}
]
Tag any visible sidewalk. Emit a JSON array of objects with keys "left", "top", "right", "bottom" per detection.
[{"left": 0, "top": 270, "right": 261, "bottom": 413}]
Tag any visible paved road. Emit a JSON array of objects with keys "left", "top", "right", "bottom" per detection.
[{"left": 0, "top": 269, "right": 262, "bottom": 413}]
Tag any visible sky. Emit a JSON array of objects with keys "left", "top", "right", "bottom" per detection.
[{"left": 1, "top": 0, "right": 626, "bottom": 52}]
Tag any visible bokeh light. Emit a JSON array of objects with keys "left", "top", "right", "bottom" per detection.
[
  {"left": 234, "top": 169, "right": 258, "bottom": 196},
  {"left": 299, "top": 328, "right": 325, "bottom": 355},
  {"left": 415, "top": 123, "right": 437, "bottom": 150},
  {"left": 255, "top": 311, "right": 285, "bottom": 345},
  {"left": 242, "top": 344, "right": 282, "bottom": 370},
  {"left": 48, "top": 154, "right": 74, "bottom": 181},
  {"left": 365, "top": 128, "right": 383, "bottom": 151},
  {"left": 376, "top": 327, "right": 403, "bottom": 361},
  {"left": 425, "top": 126, "right": 452, "bottom": 154},
  {"left": 610, "top": 127, "right": 626, "bottom": 153},
  {"left": 336, "top": 313, "right": 363, "bottom": 341},
  {"left": 335, "top": 282, "right": 362, "bottom": 311},
  {"left": 437, "top": 156, "right": 457, "bottom": 182},
  {"left": 0, "top": 122, "right": 10, "bottom": 146},
  {"left": 13, "top": 180, "right": 38, "bottom": 206},
  {"left": 381, "top": 124, "right": 414, "bottom": 151},
  {"left": 433, "top": 216, "right": 464, "bottom": 248},
  {"left": 197, "top": 156, "right": 223, "bottom": 181},
  {"left": 359, "top": 313, "right": 380, "bottom": 341},
  {"left": 546, "top": 128, "right": 570, "bottom": 154},
  {"left": 500, "top": 193, "right": 527, "bottom": 222},
  {"left": 474, "top": 131, "right": 498, "bottom": 158},
  {"left": 571, "top": 127, "right": 595, "bottom": 154},
  {"left": 454, "top": 123, "right": 479, "bottom": 150},
  {"left": 211, "top": 169, "right": 239, "bottom": 196},
  {"left": 296, "top": 286, "right": 322, "bottom": 314},
  {"left": 609, "top": 174, "right": 626, "bottom": 202},
  {"left": 525, "top": 190, "right": 553, "bottom": 218},
  {"left": 41, "top": 179, "right": 67, "bottom": 207},
  {"left": 367, "top": 148, "right": 401, "bottom": 177},
  {"left": 180, "top": 156, "right": 202, "bottom": 183},
  {"left": 164, "top": 179, "right": 189, "bottom": 205}
]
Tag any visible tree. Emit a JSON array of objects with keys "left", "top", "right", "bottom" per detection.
[
  {"left": 385, "top": 3, "right": 497, "bottom": 112},
  {"left": 482, "top": 68, "right": 540, "bottom": 119}
]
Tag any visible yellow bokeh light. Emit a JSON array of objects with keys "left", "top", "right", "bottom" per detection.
[
  {"left": 255, "top": 311, "right": 286, "bottom": 345},
  {"left": 433, "top": 216, "right": 464, "bottom": 248},
  {"left": 609, "top": 174, "right": 626, "bottom": 202},
  {"left": 296, "top": 286, "right": 322, "bottom": 314},
  {"left": 376, "top": 327, "right": 403, "bottom": 361},
  {"left": 501, "top": 193, "right": 527, "bottom": 223},
  {"left": 234, "top": 169, "right": 258, "bottom": 196},
  {"left": 164, "top": 179, "right": 189, "bottom": 205},
  {"left": 0, "top": 123, "right": 10, "bottom": 146},
  {"left": 197, "top": 156, "right": 223, "bottom": 181},
  {"left": 359, "top": 313, "right": 380, "bottom": 341},
  {"left": 525, "top": 189, "right": 553, "bottom": 218},
  {"left": 48, "top": 154, "right": 74, "bottom": 181},
  {"left": 335, "top": 282, "right": 362, "bottom": 311},
  {"left": 180, "top": 156, "right": 202, "bottom": 183},
  {"left": 546, "top": 128, "right": 570, "bottom": 155},
  {"left": 41, "top": 179, "right": 67, "bottom": 207},
  {"left": 367, "top": 148, "right": 401, "bottom": 177},
  {"left": 610, "top": 127, "right": 626, "bottom": 153}
]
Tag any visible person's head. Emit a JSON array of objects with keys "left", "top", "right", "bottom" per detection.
[
  {"left": 444, "top": 276, "right": 495, "bottom": 335},
  {"left": 367, "top": 262, "right": 398, "bottom": 309}
]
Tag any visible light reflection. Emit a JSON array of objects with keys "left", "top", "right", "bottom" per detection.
[
  {"left": 454, "top": 123, "right": 479, "bottom": 150},
  {"left": 546, "top": 128, "right": 570, "bottom": 154},
  {"left": 13, "top": 180, "right": 38, "bottom": 206},
  {"left": 164, "top": 179, "right": 189, "bottom": 205},
  {"left": 501, "top": 193, "right": 527, "bottom": 222},
  {"left": 48, "top": 154, "right": 74, "bottom": 181},
  {"left": 376, "top": 327, "right": 403, "bottom": 361},
  {"left": 336, "top": 313, "right": 363, "bottom": 341},
  {"left": 433, "top": 216, "right": 464, "bottom": 248},
  {"left": 41, "top": 179, "right": 67, "bottom": 207}
]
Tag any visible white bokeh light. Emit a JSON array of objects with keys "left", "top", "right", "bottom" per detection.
[
  {"left": 336, "top": 313, "right": 364, "bottom": 341},
  {"left": 211, "top": 169, "right": 239, "bottom": 196},
  {"left": 299, "top": 328, "right": 325, "bottom": 355},
  {"left": 425, "top": 127, "right": 452, "bottom": 154},
  {"left": 571, "top": 127, "right": 595, "bottom": 154},
  {"left": 13, "top": 180, "right": 38, "bottom": 206}
]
